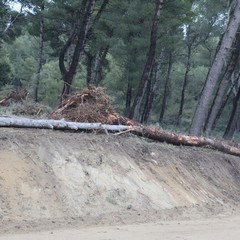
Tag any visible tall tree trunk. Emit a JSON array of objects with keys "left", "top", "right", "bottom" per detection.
[
  {"left": 85, "top": 51, "right": 93, "bottom": 85},
  {"left": 34, "top": 3, "right": 44, "bottom": 102},
  {"left": 205, "top": 32, "right": 240, "bottom": 135},
  {"left": 237, "top": 109, "right": 240, "bottom": 132},
  {"left": 61, "top": 0, "right": 96, "bottom": 100},
  {"left": 91, "top": 46, "right": 109, "bottom": 85},
  {"left": 96, "top": 46, "right": 109, "bottom": 85},
  {"left": 204, "top": 32, "right": 240, "bottom": 135},
  {"left": 85, "top": 46, "right": 109, "bottom": 86},
  {"left": 159, "top": 52, "right": 173, "bottom": 124},
  {"left": 141, "top": 49, "right": 164, "bottom": 123},
  {"left": 189, "top": 0, "right": 240, "bottom": 136},
  {"left": 141, "top": 66, "right": 155, "bottom": 124},
  {"left": 176, "top": 44, "right": 192, "bottom": 126},
  {"left": 129, "top": 0, "right": 164, "bottom": 121},
  {"left": 92, "top": 48, "right": 101, "bottom": 85},
  {"left": 223, "top": 85, "right": 240, "bottom": 140},
  {"left": 212, "top": 81, "right": 236, "bottom": 130},
  {"left": 59, "top": 25, "right": 77, "bottom": 84},
  {"left": 125, "top": 79, "right": 132, "bottom": 117},
  {"left": 59, "top": 0, "right": 88, "bottom": 85}
]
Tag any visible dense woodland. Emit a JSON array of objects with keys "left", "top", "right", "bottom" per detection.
[{"left": 0, "top": 0, "right": 240, "bottom": 140}]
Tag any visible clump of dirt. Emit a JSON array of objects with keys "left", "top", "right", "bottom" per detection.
[{"left": 51, "top": 86, "right": 118, "bottom": 123}]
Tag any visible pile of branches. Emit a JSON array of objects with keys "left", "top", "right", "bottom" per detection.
[
  {"left": 51, "top": 86, "right": 119, "bottom": 124},
  {"left": 0, "top": 89, "right": 28, "bottom": 106}
]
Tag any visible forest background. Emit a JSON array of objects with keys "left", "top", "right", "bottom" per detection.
[{"left": 0, "top": 0, "right": 239, "bottom": 140}]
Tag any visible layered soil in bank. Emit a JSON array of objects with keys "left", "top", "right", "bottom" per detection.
[{"left": 0, "top": 128, "right": 240, "bottom": 234}]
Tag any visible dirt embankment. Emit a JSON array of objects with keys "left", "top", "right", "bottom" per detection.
[{"left": 0, "top": 128, "right": 240, "bottom": 234}]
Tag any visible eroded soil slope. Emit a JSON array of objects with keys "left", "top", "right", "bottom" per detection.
[{"left": 0, "top": 128, "right": 240, "bottom": 233}]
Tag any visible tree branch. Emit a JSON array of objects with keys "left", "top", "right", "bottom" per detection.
[
  {"left": 86, "top": 0, "right": 109, "bottom": 40},
  {"left": 3, "top": 4, "right": 23, "bottom": 33}
]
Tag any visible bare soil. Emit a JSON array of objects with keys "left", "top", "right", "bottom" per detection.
[
  {"left": 1, "top": 215, "right": 240, "bottom": 240},
  {"left": 0, "top": 128, "right": 240, "bottom": 237}
]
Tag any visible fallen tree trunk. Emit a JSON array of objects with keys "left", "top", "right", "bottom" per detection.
[
  {"left": 0, "top": 117, "right": 132, "bottom": 132},
  {"left": 132, "top": 126, "right": 240, "bottom": 157},
  {"left": 0, "top": 116, "right": 239, "bottom": 157},
  {"left": 115, "top": 116, "right": 240, "bottom": 157}
]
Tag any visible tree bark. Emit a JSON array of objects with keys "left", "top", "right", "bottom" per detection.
[
  {"left": 91, "top": 48, "right": 101, "bottom": 85},
  {"left": 176, "top": 44, "right": 192, "bottom": 126},
  {"left": 34, "top": 3, "right": 44, "bottom": 102},
  {"left": 141, "top": 49, "right": 164, "bottom": 124},
  {"left": 159, "top": 52, "right": 172, "bottom": 124},
  {"left": 141, "top": 61, "right": 158, "bottom": 123},
  {"left": 189, "top": 0, "right": 240, "bottom": 136},
  {"left": 97, "top": 46, "right": 109, "bottom": 85},
  {"left": 91, "top": 46, "right": 109, "bottom": 85},
  {"left": 85, "top": 51, "right": 94, "bottom": 85},
  {"left": 223, "top": 85, "right": 240, "bottom": 140},
  {"left": 141, "top": 74, "right": 154, "bottom": 124},
  {"left": 85, "top": 46, "right": 109, "bottom": 86},
  {"left": 125, "top": 80, "right": 132, "bottom": 117},
  {"left": 130, "top": 0, "right": 164, "bottom": 121},
  {"left": 212, "top": 81, "right": 236, "bottom": 130},
  {"left": 204, "top": 31, "right": 240, "bottom": 135}
]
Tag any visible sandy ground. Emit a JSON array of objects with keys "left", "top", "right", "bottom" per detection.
[
  {"left": 1, "top": 215, "right": 240, "bottom": 240},
  {"left": 0, "top": 128, "right": 240, "bottom": 237}
]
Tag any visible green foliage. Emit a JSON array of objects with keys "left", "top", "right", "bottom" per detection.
[
  {"left": 103, "top": 0, "right": 154, "bottom": 110},
  {"left": 37, "top": 60, "right": 62, "bottom": 106},
  {"left": 0, "top": 61, "right": 11, "bottom": 88},
  {"left": 102, "top": 54, "right": 125, "bottom": 112},
  {"left": 0, "top": 0, "right": 27, "bottom": 43},
  {"left": 4, "top": 33, "right": 37, "bottom": 87},
  {"left": 0, "top": 45, "right": 11, "bottom": 88},
  {"left": 0, "top": 0, "right": 236, "bottom": 138}
]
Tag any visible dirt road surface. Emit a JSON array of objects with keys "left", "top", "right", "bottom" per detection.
[{"left": 1, "top": 215, "right": 240, "bottom": 240}]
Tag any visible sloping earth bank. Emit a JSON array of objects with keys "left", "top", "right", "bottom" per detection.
[{"left": 0, "top": 128, "right": 240, "bottom": 234}]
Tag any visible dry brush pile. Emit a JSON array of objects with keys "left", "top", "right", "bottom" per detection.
[
  {"left": 0, "top": 89, "right": 28, "bottom": 106},
  {"left": 0, "top": 89, "right": 51, "bottom": 118},
  {"left": 51, "top": 86, "right": 120, "bottom": 124}
]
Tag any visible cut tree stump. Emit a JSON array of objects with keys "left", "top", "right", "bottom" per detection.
[{"left": 0, "top": 116, "right": 239, "bottom": 157}]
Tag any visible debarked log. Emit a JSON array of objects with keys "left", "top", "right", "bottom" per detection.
[
  {"left": 0, "top": 116, "right": 239, "bottom": 157},
  {"left": 0, "top": 116, "right": 133, "bottom": 132}
]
